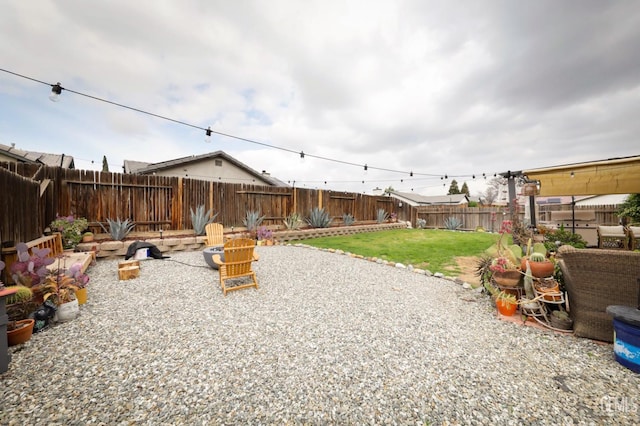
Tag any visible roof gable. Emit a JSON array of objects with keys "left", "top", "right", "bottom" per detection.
[{"left": 123, "top": 150, "right": 288, "bottom": 186}]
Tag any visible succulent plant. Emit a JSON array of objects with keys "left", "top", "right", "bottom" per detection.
[
  {"left": 443, "top": 216, "right": 462, "bottom": 230},
  {"left": 376, "top": 209, "right": 389, "bottom": 224},
  {"left": 100, "top": 218, "right": 135, "bottom": 241},
  {"left": 529, "top": 252, "right": 547, "bottom": 262},
  {"left": 307, "top": 207, "right": 332, "bottom": 228},
  {"left": 190, "top": 205, "right": 218, "bottom": 235},
  {"left": 342, "top": 213, "right": 355, "bottom": 226},
  {"left": 5, "top": 285, "right": 33, "bottom": 305},
  {"left": 243, "top": 210, "right": 265, "bottom": 232},
  {"left": 283, "top": 212, "right": 302, "bottom": 230}
]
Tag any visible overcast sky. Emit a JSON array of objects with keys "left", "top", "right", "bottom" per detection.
[{"left": 1, "top": 0, "right": 639, "bottom": 196}]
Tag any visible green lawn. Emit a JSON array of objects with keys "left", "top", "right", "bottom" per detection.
[{"left": 302, "top": 228, "right": 501, "bottom": 275}]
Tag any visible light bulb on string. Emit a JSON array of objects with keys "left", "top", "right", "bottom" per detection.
[
  {"left": 49, "top": 82, "right": 63, "bottom": 102},
  {"left": 300, "top": 151, "right": 305, "bottom": 162},
  {"left": 205, "top": 127, "right": 212, "bottom": 143}
]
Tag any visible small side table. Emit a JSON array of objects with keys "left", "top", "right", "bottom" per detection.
[{"left": 0, "top": 286, "right": 19, "bottom": 374}]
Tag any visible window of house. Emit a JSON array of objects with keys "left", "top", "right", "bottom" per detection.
[{"left": 215, "top": 159, "right": 222, "bottom": 167}]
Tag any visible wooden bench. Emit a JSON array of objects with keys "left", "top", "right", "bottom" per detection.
[{"left": 1, "top": 233, "right": 95, "bottom": 284}]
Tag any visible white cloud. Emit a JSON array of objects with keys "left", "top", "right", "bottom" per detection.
[{"left": 1, "top": 0, "right": 638, "bottom": 196}]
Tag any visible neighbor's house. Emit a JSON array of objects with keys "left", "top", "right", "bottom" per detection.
[
  {"left": 0, "top": 143, "right": 75, "bottom": 168},
  {"left": 389, "top": 191, "right": 469, "bottom": 207},
  {"left": 123, "top": 150, "right": 288, "bottom": 187}
]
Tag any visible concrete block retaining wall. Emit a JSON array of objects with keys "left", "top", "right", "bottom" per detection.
[{"left": 77, "top": 222, "right": 409, "bottom": 259}]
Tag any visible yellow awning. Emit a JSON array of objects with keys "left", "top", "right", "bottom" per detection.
[{"left": 523, "top": 156, "right": 640, "bottom": 196}]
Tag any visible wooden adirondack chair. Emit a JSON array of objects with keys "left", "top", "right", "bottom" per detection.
[
  {"left": 205, "top": 223, "right": 225, "bottom": 247},
  {"left": 211, "top": 238, "right": 259, "bottom": 295}
]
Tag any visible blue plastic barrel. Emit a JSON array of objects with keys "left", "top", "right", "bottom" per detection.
[{"left": 612, "top": 318, "right": 640, "bottom": 374}]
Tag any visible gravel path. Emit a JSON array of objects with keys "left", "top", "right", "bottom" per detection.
[{"left": 2, "top": 245, "right": 639, "bottom": 425}]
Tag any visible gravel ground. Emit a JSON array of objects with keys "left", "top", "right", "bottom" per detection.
[{"left": 2, "top": 245, "right": 639, "bottom": 425}]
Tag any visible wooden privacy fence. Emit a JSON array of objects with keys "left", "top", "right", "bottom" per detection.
[
  {"left": 0, "top": 166, "right": 42, "bottom": 244},
  {"left": 415, "top": 206, "right": 522, "bottom": 232},
  {"left": 1, "top": 162, "right": 625, "bottom": 245},
  {"left": 0, "top": 163, "right": 412, "bottom": 243}
]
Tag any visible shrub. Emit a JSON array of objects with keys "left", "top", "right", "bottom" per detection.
[
  {"left": 543, "top": 225, "right": 587, "bottom": 251},
  {"left": 307, "top": 208, "right": 332, "bottom": 228},
  {"left": 416, "top": 218, "right": 427, "bottom": 229}
]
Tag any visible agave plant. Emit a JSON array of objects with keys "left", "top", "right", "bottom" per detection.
[
  {"left": 416, "top": 218, "right": 427, "bottom": 229},
  {"left": 100, "top": 218, "right": 136, "bottom": 241},
  {"left": 243, "top": 210, "right": 265, "bottom": 232},
  {"left": 375, "top": 209, "right": 389, "bottom": 224},
  {"left": 306, "top": 207, "right": 332, "bottom": 228},
  {"left": 342, "top": 213, "right": 355, "bottom": 226},
  {"left": 190, "top": 205, "right": 218, "bottom": 235},
  {"left": 443, "top": 216, "right": 462, "bottom": 230},
  {"left": 283, "top": 212, "right": 303, "bottom": 230}
]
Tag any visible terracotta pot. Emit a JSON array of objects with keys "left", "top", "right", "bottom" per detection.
[
  {"left": 7, "top": 319, "right": 35, "bottom": 346},
  {"left": 521, "top": 258, "right": 555, "bottom": 278},
  {"left": 75, "top": 287, "right": 88, "bottom": 305},
  {"left": 496, "top": 299, "right": 517, "bottom": 316},
  {"left": 492, "top": 269, "right": 522, "bottom": 287},
  {"left": 534, "top": 280, "right": 562, "bottom": 302}
]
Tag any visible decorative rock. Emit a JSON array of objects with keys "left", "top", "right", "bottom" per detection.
[
  {"left": 3, "top": 247, "right": 636, "bottom": 425},
  {"left": 434, "top": 272, "right": 444, "bottom": 278},
  {"left": 395, "top": 263, "right": 406, "bottom": 269},
  {"left": 462, "top": 282, "right": 472, "bottom": 289}
]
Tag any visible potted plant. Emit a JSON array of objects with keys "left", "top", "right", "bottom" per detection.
[
  {"left": 10, "top": 243, "right": 55, "bottom": 294},
  {"left": 256, "top": 226, "right": 273, "bottom": 246},
  {"left": 485, "top": 221, "right": 523, "bottom": 287},
  {"left": 550, "top": 309, "right": 573, "bottom": 330},
  {"left": 68, "top": 263, "right": 90, "bottom": 304},
  {"left": 50, "top": 215, "right": 89, "bottom": 250},
  {"left": 31, "top": 271, "right": 80, "bottom": 322},
  {"left": 5, "top": 286, "right": 36, "bottom": 346},
  {"left": 489, "top": 256, "right": 521, "bottom": 287},
  {"left": 81, "top": 231, "right": 94, "bottom": 243},
  {"left": 243, "top": 210, "right": 265, "bottom": 239},
  {"left": 520, "top": 240, "right": 555, "bottom": 278},
  {"left": 495, "top": 291, "right": 518, "bottom": 316}
]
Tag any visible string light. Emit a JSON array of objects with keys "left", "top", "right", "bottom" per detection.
[
  {"left": 1, "top": 67, "right": 507, "bottom": 186},
  {"left": 49, "top": 82, "right": 63, "bottom": 102}
]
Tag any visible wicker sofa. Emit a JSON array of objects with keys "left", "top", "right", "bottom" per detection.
[{"left": 557, "top": 245, "right": 640, "bottom": 342}]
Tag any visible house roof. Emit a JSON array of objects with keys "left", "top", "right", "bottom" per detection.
[
  {"left": 0, "top": 143, "right": 75, "bottom": 168},
  {"left": 574, "top": 194, "right": 629, "bottom": 206},
  {"left": 123, "top": 150, "right": 288, "bottom": 187},
  {"left": 390, "top": 191, "right": 469, "bottom": 205}
]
